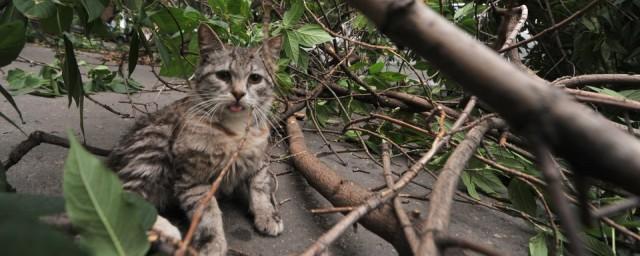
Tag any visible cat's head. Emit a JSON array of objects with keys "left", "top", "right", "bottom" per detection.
[{"left": 192, "top": 24, "right": 281, "bottom": 123}]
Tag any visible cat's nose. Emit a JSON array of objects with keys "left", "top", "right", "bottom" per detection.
[{"left": 231, "top": 90, "right": 246, "bottom": 101}]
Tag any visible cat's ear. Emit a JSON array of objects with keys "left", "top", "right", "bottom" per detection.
[
  {"left": 262, "top": 36, "right": 282, "bottom": 59},
  {"left": 198, "top": 24, "right": 225, "bottom": 54}
]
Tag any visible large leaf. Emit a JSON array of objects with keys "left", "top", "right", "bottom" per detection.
[
  {"left": 283, "top": 0, "right": 303, "bottom": 27},
  {"left": 40, "top": 5, "right": 74, "bottom": 35},
  {"left": 294, "top": 24, "right": 333, "bottom": 47},
  {"left": 13, "top": 0, "right": 56, "bottom": 19},
  {"left": 0, "top": 193, "right": 64, "bottom": 219},
  {"left": 508, "top": 179, "right": 538, "bottom": 216},
  {"left": 0, "top": 193, "right": 85, "bottom": 255},
  {"left": 64, "top": 132, "right": 157, "bottom": 256},
  {"left": 1, "top": 217, "right": 87, "bottom": 256},
  {"left": 585, "top": 235, "right": 615, "bottom": 256},
  {"left": 461, "top": 171, "right": 481, "bottom": 200},
  {"left": 283, "top": 30, "right": 300, "bottom": 64},
  {"left": 0, "top": 20, "right": 26, "bottom": 67},
  {"left": 79, "top": 0, "right": 107, "bottom": 22},
  {"left": 468, "top": 169, "right": 507, "bottom": 196}
]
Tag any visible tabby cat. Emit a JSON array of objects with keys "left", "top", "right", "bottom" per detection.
[{"left": 107, "top": 24, "right": 283, "bottom": 255}]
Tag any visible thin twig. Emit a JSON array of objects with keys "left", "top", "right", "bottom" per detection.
[
  {"left": 175, "top": 123, "right": 251, "bottom": 255},
  {"left": 382, "top": 140, "right": 419, "bottom": 253},
  {"left": 532, "top": 141, "right": 587, "bottom": 256},
  {"left": 3, "top": 131, "right": 111, "bottom": 170},
  {"left": 85, "top": 94, "right": 133, "bottom": 118}
]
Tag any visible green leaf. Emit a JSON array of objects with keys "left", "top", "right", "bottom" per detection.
[
  {"left": 6, "top": 68, "right": 48, "bottom": 95},
  {"left": 64, "top": 132, "right": 157, "bottom": 256},
  {"left": 62, "top": 34, "right": 86, "bottom": 140},
  {"left": 469, "top": 170, "right": 507, "bottom": 196},
  {"left": 1, "top": 217, "right": 87, "bottom": 256},
  {"left": 587, "top": 86, "right": 626, "bottom": 99},
  {"left": 508, "top": 179, "right": 538, "bottom": 216},
  {"left": 0, "top": 20, "right": 26, "bottom": 67},
  {"left": 0, "top": 193, "right": 64, "bottom": 219},
  {"left": 13, "top": 0, "right": 56, "bottom": 19},
  {"left": 283, "top": 30, "right": 300, "bottom": 64},
  {"left": 283, "top": 0, "right": 303, "bottom": 27},
  {"left": 62, "top": 34, "right": 83, "bottom": 108},
  {"left": 368, "top": 62, "right": 384, "bottom": 74},
  {"left": 461, "top": 171, "right": 481, "bottom": 200},
  {"left": 585, "top": 235, "right": 614, "bottom": 256},
  {"left": 79, "top": 0, "right": 107, "bottom": 22},
  {"left": 128, "top": 30, "right": 140, "bottom": 78},
  {"left": 529, "top": 233, "right": 548, "bottom": 256},
  {"left": 40, "top": 4, "right": 74, "bottom": 35},
  {"left": 453, "top": 3, "right": 474, "bottom": 22},
  {"left": 294, "top": 24, "right": 332, "bottom": 47},
  {"left": 414, "top": 61, "right": 430, "bottom": 70}
]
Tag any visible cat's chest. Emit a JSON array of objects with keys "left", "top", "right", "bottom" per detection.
[{"left": 173, "top": 123, "right": 269, "bottom": 189}]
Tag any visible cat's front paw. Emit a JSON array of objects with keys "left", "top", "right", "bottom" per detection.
[
  {"left": 152, "top": 215, "right": 182, "bottom": 241},
  {"left": 254, "top": 211, "right": 284, "bottom": 236}
]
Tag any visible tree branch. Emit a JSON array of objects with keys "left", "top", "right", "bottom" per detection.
[
  {"left": 3, "top": 131, "right": 111, "bottom": 170},
  {"left": 285, "top": 116, "right": 411, "bottom": 255},
  {"left": 345, "top": 0, "right": 640, "bottom": 196},
  {"left": 417, "top": 119, "right": 497, "bottom": 255}
]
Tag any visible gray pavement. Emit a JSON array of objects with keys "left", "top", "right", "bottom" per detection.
[{"left": 1, "top": 44, "right": 533, "bottom": 255}]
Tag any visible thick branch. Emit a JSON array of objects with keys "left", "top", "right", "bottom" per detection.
[
  {"left": 345, "top": 0, "right": 640, "bottom": 196},
  {"left": 418, "top": 119, "right": 496, "bottom": 255},
  {"left": 285, "top": 116, "right": 411, "bottom": 255}
]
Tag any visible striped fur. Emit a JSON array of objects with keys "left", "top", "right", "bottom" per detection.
[{"left": 107, "top": 24, "right": 283, "bottom": 256}]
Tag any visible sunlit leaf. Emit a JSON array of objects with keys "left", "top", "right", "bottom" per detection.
[
  {"left": 294, "top": 24, "right": 332, "bottom": 47},
  {"left": 283, "top": 30, "right": 300, "bottom": 64},
  {"left": 529, "top": 233, "right": 548, "bottom": 256},
  {"left": 368, "top": 62, "right": 384, "bottom": 74},
  {"left": 283, "top": 0, "right": 303, "bottom": 27}
]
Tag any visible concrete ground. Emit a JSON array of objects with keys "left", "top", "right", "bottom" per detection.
[{"left": 1, "top": 44, "right": 533, "bottom": 255}]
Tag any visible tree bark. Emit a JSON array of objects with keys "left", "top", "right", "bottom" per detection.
[{"left": 285, "top": 117, "right": 412, "bottom": 255}]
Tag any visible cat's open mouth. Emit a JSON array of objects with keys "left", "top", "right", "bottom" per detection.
[{"left": 227, "top": 103, "right": 245, "bottom": 113}]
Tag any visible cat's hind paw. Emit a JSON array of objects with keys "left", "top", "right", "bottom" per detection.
[{"left": 254, "top": 211, "right": 284, "bottom": 236}]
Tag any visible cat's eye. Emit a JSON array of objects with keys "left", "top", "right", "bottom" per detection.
[
  {"left": 215, "top": 71, "right": 231, "bottom": 81},
  {"left": 248, "top": 74, "right": 263, "bottom": 84}
]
